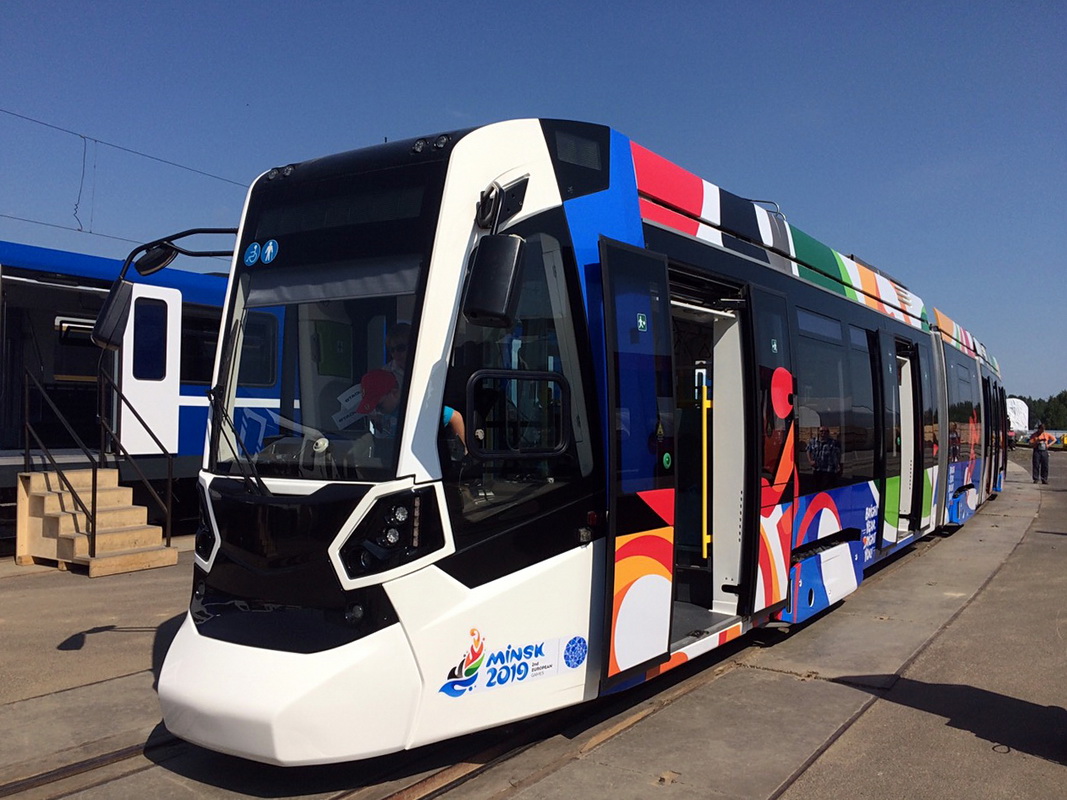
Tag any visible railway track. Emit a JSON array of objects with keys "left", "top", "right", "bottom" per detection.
[
  {"left": 1, "top": 534, "right": 944, "bottom": 800},
  {"left": 0, "top": 643, "right": 750, "bottom": 800}
]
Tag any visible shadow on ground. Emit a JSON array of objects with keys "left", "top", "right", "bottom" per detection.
[{"left": 836, "top": 674, "right": 1067, "bottom": 765}]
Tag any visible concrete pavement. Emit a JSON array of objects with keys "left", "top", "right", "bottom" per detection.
[
  {"left": 0, "top": 453, "right": 1063, "bottom": 798},
  {"left": 447, "top": 452, "right": 1066, "bottom": 799}
]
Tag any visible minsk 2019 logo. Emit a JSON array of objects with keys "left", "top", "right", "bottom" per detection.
[
  {"left": 439, "top": 628, "right": 485, "bottom": 697},
  {"left": 439, "top": 628, "right": 589, "bottom": 698}
]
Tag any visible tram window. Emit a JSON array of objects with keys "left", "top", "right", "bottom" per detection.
[
  {"left": 947, "top": 357, "right": 980, "bottom": 462},
  {"left": 797, "top": 308, "right": 843, "bottom": 341},
  {"left": 443, "top": 232, "right": 592, "bottom": 538},
  {"left": 133, "top": 298, "right": 167, "bottom": 381},
  {"left": 754, "top": 297, "right": 790, "bottom": 483},
  {"left": 848, "top": 342, "right": 877, "bottom": 482},
  {"left": 917, "top": 343, "right": 938, "bottom": 468},
  {"left": 468, "top": 372, "right": 569, "bottom": 458},
  {"left": 53, "top": 322, "right": 98, "bottom": 382},
  {"left": 883, "top": 336, "right": 901, "bottom": 477},
  {"left": 237, "top": 313, "right": 277, "bottom": 386},
  {"left": 181, "top": 306, "right": 221, "bottom": 384},
  {"left": 796, "top": 335, "right": 847, "bottom": 492}
]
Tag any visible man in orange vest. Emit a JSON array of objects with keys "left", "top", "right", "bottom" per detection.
[{"left": 1031, "top": 423, "right": 1056, "bottom": 484}]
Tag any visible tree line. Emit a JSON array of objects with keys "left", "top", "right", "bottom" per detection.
[{"left": 1013, "top": 391, "right": 1067, "bottom": 430}]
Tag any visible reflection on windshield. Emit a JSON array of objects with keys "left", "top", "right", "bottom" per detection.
[
  {"left": 211, "top": 158, "right": 444, "bottom": 483},
  {"left": 215, "top": 289, "right": 420, "bottom": 482}
]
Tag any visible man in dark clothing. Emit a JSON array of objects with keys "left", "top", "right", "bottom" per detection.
[
  {"left": 807, "top": 426, "right": 842, "bottom": 492},
  {"left": 1031, "top": 423, "right": 1055, "bottom": 484}
]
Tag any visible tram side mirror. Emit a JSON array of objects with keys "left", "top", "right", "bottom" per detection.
[
  {"left": 133, "top": 243, "right": 179, "bottom": 276},
  {"left": 462, "top": 234, "right": 525, "bottom": 328},
  {"left": 91, "top": 279, "right": 134, "bottom": 351}
]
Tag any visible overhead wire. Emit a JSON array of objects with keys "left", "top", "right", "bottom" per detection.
[
  {"left": 0, "top": 106, "right": 246, "bottom": 248},
  {"left": 0, "top": 107, "right": 246, "bottom": 186}
]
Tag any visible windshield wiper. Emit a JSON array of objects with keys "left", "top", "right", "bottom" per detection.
[{"left": 207, "top": 385, "right": 272, "bottom": 496}]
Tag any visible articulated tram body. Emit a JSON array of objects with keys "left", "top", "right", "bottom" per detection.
[{"left": 158, "top": 119, "right": 1006, "bottom": 765}]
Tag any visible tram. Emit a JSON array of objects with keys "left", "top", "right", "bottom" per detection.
[
  {"left": 139, "top": 119, "right": 1007, "bottom": 765},
  {"left": 0, "top": 240, "right": 232, "bottom": 464},
  {"left": 0, "top": 239, "right": 237, "bottom": 546}
]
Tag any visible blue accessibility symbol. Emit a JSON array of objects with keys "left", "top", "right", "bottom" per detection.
[
  {"left": 261, "top": 239, "right": 279, "bottom": 264},
  {"left": 243, "top": 242, "right": 261, "bottom": 266}
]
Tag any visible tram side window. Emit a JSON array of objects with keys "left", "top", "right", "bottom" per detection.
[
  {"left": 53, "top": 324, "right": 100, "bottom": 382},
  {"left": 238, "top": 313, "right": 278, "bottom": 386},
  {"left": 947, "top": 356, "right": 980, "bottom": 463},
  {"left": 795, "top": 316, "right": 878, "bottom": 495},
  {"left": 181, "top": 306, "right": 221, "bottom": 384},
  {"left": 918, "top": 342, "right": 938, "bottom": 468},
  {"left": 796, "top": 310, "right": 846, "bottom": 493},
  {"left": 443, "top": 233, "right": 593, "bottom": 538},
  {"left": 133, "top": 298, "right": 167, "bottom": 381},
  {"left": 755, "top": 298, "right": 791, "bottom": 484},
  {"left": 848, "top": 327, "right": 877, "bottom": 482},
  {"left": 181, "top": 307, "right": 275, "bottom": 387}
]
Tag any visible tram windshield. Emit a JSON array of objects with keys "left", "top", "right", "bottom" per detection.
[{"left": 211, "top": 160, "right": 446, "bottom": 482}]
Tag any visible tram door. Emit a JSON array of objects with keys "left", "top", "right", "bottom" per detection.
[
  {"left": 599, "top": 238, "right": 676, "bottom": 688},
  {"left": 118, "top": 284, "right": 181, "bottom": 454},
  {"left": 894, "top": 340, "right": 923, "bottom": 539},
  {"left": 748, "top": 289, "right": 795, "bottom": 616}
]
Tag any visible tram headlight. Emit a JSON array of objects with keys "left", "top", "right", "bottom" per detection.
[
  {"left": 338, "top": 487, "right": 445, "bottom": 579},
  {"left": 194, "top": 484, "right": 217, "bottom": 561}
]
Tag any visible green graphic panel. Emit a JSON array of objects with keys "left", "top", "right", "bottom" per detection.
[
  {"left": 791, "top": 225, "right": 848, "bottom": 297},
  {"left": 884, "top": 475, "right": 900, "bottom": 528}
]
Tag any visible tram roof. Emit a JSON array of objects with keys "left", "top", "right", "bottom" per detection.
[{"left": 0, "top": 239, "right": 227, "bottom": 307}]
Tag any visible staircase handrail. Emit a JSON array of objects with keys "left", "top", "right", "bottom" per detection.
[
  {"left": 97, "top": 368, "right": 174, "bottom": 547},
  {"left": 23, "top": 368, "right": 99, "bottom": 557}
]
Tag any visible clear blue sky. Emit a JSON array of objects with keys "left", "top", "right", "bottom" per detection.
[{"left": 2, "top": 1, "right": 1063, "bottom": 397}]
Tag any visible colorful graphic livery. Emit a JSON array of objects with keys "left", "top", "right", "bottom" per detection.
[{"left": 140, "top": 119, "right": 1008, "bottom": 765}]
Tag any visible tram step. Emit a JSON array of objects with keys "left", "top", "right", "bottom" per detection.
[
  {"left": 21, "top": 469, "right": 121, "bottom": 494},
  {"left": 42, "top": 504, "right": 148, "bottom": 537},
  {"left": 29, "top": 485, "right": 134, "bottom": 515},
  {"left": 72, "top": 544, "right": 179, "bottom": 578},
  {"left": 57, "top": 523, "right": 165, "bottom": 559}
]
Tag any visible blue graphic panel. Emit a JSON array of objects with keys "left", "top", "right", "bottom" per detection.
[
  {"left": 946, "top": 457, "right": 982, "bottom": 524},
  {"left": 178, "top": 405, "right": 210, "bottom": 456},
  {"left": 562, "top": 128, "right": 644, "bottom": 295}
]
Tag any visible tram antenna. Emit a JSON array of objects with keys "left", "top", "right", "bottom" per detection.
[{"left": 748, "top": 199, "right": 786, "bottom": 221}]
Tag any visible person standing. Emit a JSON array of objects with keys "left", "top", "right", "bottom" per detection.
[
  {"left": 807, "top": 426, "right": 842, "bottom": 491},
  {"left": 1030, "top": 423, "right": 1055, "bottom": 484}
]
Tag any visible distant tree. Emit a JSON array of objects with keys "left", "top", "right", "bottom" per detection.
[
  {"left": 1045, "top": 392, "right": 1067, "bottom": 429},
  {"left": 1018, "top": 391, "right": 1067, "bottom": 429}
]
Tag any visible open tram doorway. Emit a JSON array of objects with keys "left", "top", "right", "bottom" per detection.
[
  {"left": 668, "top": 271, "right": 747, "bottom": 637},
  {"left": 0, "top": 277, "right": 110, "bottom": 452},
  {"left": 894, "top": 339, "right": 924, "bottom": 540},
  {"left": 599, "top": 240, "right": 749, "bottom": 688}
]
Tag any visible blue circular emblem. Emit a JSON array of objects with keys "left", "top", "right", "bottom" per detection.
[
  {"left": 261, "top": 239, "right": 279, "bottom": 264},
  {"left": 563, "top": 636, "right": 588, "bottom": 669},
  {"left": 243, "top": 242, "right": 261, "bottom": 266}
]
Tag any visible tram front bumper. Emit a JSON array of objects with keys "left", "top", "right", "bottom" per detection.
[{"left": 159, "top": 613, "right": 421, "bottom": 766}]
